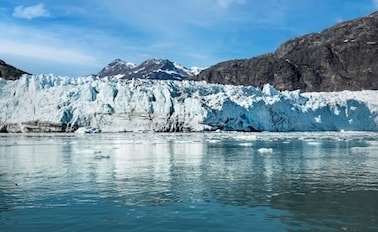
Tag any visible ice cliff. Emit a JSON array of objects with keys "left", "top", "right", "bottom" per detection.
[{"left": 0, "top": 75, "right": 377, "bottom": 132}]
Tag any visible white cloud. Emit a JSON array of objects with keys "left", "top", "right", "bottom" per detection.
[
  {"left": 0, "top": 39, "right": 96, "bottom": 65},
  {"left": 217, "top": 0, "right": 245, "bottom": 8},
  {"left": 374, "top": 0, "right": 378, "bottom": 9},
  {"left": 1, "top": 1, "right": 291, "bottom": 75},
  {"left": 335, "top": 17, "right": 343, "bottom": 24},
  {"left": 0, "top": 20, "right": 116, "bottom": 75},
  {"left": 12, "top": 3, "right": 50, "bottom": 19}
]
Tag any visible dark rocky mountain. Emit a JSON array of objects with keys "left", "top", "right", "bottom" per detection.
[
  {"left": 193, "top": 11, "right": 378, "bottom": 92},
  {"left": 0, "top": 59, "right": 30, "bottom": 80},
  {"left": 98, "top": 58, "right": 197, "bottom": 80}
]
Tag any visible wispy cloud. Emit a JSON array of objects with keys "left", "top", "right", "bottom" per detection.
[
  {"left": 0, "top": 39, "right": 96, "bottom": 65},
  {"left": 2, "top": 0, "right": 374, "bottom": 76},
  {"left": 0, "top": 20, "right": 101, "bottom": 75},
  {"left": 217, "top": 0, "right": 245, "bottom": 8},
  {"left": 1, "top": 0, "right": 293, "bottom": 75},
  {"left": 12, "top": 3, "right": 50, "bottom": 19},
  {"left": 373, "top": 0, "right": 378, "bottom": 9},
  {"left": 335, "top": 16, "right": 344, "bottom": 23}
]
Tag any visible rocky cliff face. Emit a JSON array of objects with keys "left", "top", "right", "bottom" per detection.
[
  {"left": 193, "top": 11, "right": 378, "bottom": 92},
  {"left": 0, "top": 59, "right": 30, "bottom": 80}
]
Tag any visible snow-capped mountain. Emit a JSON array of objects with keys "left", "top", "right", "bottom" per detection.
[
  {"left": 97, "top": 59, "right": 137, "bottom": 79},
  {"left": 98, "top": 58, "right": 201, "bottom": 80},
  {"left": 1, "top": 74, "right": 377, "bottom": 133}
]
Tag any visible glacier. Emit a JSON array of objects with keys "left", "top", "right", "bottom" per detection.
[{"left": 0, "top": 74, "right": 377, "bottom": 133}]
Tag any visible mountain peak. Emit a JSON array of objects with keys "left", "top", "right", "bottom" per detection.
[
  {"left": 98, "top": 58, "right": 201, "bottom": 80},
  {"left": 144, "top": 58, "right": 165, "bottom": 63},
  {"left": 98, "top": 59, "right": 137, "bottom": 78},
  {"left": 108, "top": 59, "right": 137, "bottom": 68}
]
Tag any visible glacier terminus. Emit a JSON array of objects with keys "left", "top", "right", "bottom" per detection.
[{"left": 0, "top": 74, "right": 377, "bottom": 133}]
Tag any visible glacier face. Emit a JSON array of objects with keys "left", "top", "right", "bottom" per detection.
[{"left": 0, "top": 74, "right": 377, "bottom": 132}]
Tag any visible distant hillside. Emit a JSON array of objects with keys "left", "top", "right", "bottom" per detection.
[
  {"left": 193, "top": 11, "right": 378, "bottom": 92},
  {"left": 98, "top": 58, "right": 200, "bottom": 80},
  {"left": 0, "top": 59, "right": 30, "bottom": 80}
]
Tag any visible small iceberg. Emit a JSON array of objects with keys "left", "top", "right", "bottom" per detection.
[
  {"left": 257, "top": 148, "right": 273, "bottom": 153},
  {"left": 75, "top": 127, "right": 101, "bottom": 134}
]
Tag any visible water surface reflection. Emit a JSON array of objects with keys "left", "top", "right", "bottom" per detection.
[{"left": 0, "top": 132, "right": 377, "bottom": 231}]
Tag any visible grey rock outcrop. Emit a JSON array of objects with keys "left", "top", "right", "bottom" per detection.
[
  {"left": 193, "top": 11, "right": 378, "bottom": 92},
  {"left": 0, "top": 59, "right": 30, "bottom": 80}
]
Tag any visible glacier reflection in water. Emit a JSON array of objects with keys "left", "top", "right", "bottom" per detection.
[{"left": 0, "top": 132, "right": 377, "bottom": 231}]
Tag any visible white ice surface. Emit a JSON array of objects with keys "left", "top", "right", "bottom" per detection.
[{"left": 0, "top": 74, "right": 377, "bottom": 132}]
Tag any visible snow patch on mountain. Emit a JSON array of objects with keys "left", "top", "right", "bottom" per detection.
[
  {"left": 0, "top": 74, "right": 377, "bottom": 133},
  {"left": 190, "top": 66, "right": 204, "bottom": 76},
  {"left": 98, "top": 58, "right": 202, "bottom": 80}
]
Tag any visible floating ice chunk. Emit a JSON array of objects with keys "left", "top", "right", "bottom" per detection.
[
  {"left": 307, "top": 142, "right": 321, "bottom": 145},
  {"left": 239, "top": 143, "right": 254, "bottom": 147},
  {"left": 75, "top": 127, "right": 101, "bottom": 134},
  {"left": 257, "top": 148, "right": 273, "bottom": 153}
]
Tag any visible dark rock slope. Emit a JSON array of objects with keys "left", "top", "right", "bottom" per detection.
[
  {"left": 0, "top": 59, "right": 30, "bottom": 80},
  {"left": 193, "top": 11, "right": 378, "bottom": 92}
]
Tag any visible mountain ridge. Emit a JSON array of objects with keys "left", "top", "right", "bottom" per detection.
[
  {"left": 0, "top": 59, "right": 30, "bottom": 80},
  {"left": 192, "top": 11, "right": 378, "bottom": 92},
  {"left": 98, "top": 58, "right": 201, "bottom": 80}
]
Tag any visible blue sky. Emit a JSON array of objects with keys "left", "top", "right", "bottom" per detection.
[{"left": 0, "top": 0, "right": 377, "bottom": 76}]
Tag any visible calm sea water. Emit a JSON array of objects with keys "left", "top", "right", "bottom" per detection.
[{"left": 0, "top": 132, "right": 377, "bottom": 231}]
